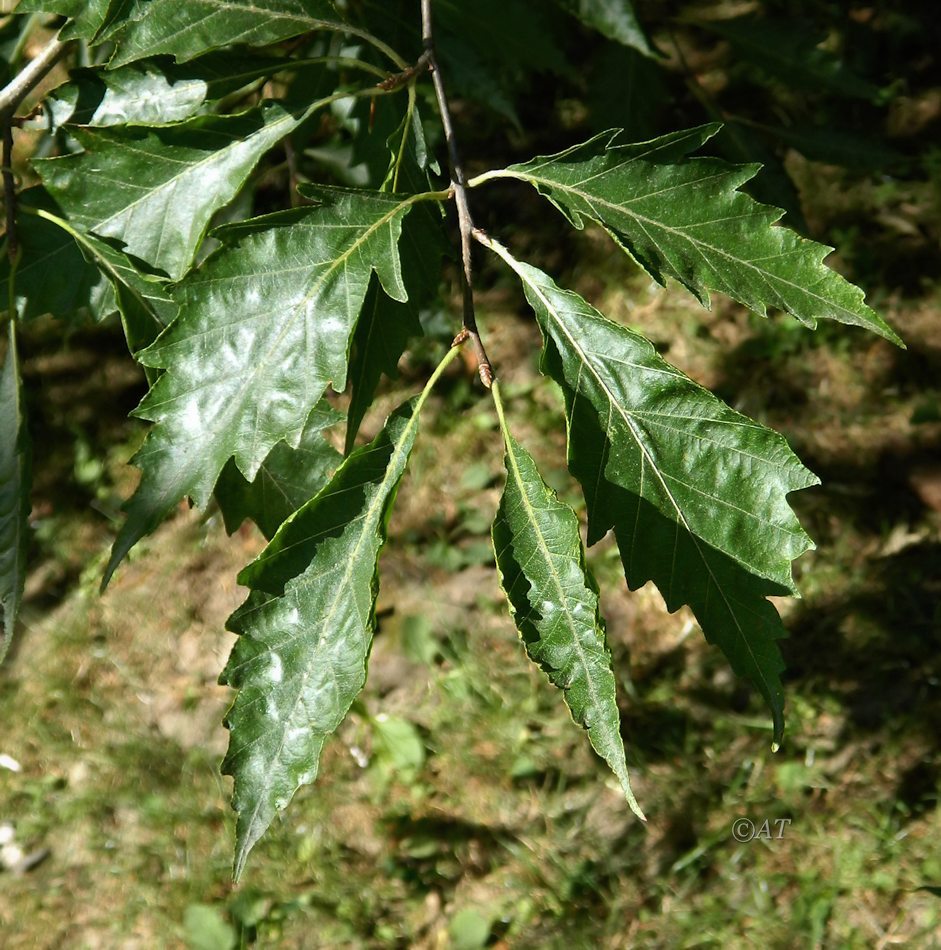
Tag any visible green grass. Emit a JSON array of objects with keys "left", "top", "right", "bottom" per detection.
[{"left": 2, "top": 248, "right": 941, "bottom": 948}]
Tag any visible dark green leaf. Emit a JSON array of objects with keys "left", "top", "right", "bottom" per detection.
[
  {"left": 697, "top": 15, "right": 881, "bottom": 100},
  {"left": 346, "top": 94, "right": 417, "bottom": 189},
  {"left": 492, "top": 413, "right": 644, "bottom": 817},
  {"left": 483, "top": 243, "right": 820, "bottom": 739},
  {"left": 709, "top": 123, "right": 808, "bottom": 231},
  {"left": 221, "top": 398, "right": 425, "bottom": 879},
  {"left": 0, "top": 322, "right": 31, "bottom": 663},
  {"left": 473, "top": 125, "right": 902, "bottom": 345},
  {"left": 104, "top": 185, "right": 431, "bottom": 585},
  {"left": 36, "top": 104, "right": 303, "bottom": 280},
  {"left": 75, "top": 235, "right": 175, "bottom": 353},
  {"left": 17, "top": 0, "right": 113, "bottom": 42},
  {"left": 0, "top": 16, "right": 29, "bottom": 89},
  {"left": 31, "top": 207, "right": 177, "bottom": 354},
  {"left": 104, "top": 0, "right": 347, "bottom": 67},
  {"left": 345, "top": 107, "right": 445, "bottom": 452},
  {"left": 215, "top": 401, "right": 343, "bottom": 539},
  {"left": 741, "top": 121, "right": 905, "bottom": 171},
  {"left": 437, "top": 0, "right": 568, "bottom": 78},
  {"left": 434, "top": 0, "right": 570, "bottom": 125},
  {"left": 554, "top": 0, "right": 657, "bottom": 57},
  {"left": 0, "top": 189, "right": 111, "bottom": 324},
  {"left": 345, "top": 276, "right": 422, "bottom": 454},
  {"left": 601, "top": 479, "right": 792, "bottom": 745},
  {"left": 587, "top": 44, "right": 667, "bottom": 142},
  {"left": 39, "top": 53, "right": 288, "bottom": 129}
]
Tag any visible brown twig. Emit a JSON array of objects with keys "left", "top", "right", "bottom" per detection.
[
  {"left": 420, "top": 0, "right": 494, "bottom": 387},
  {"left": 0, "top": 35, "right": 67, "bottom": 117},
  {"left": 377, "top": 50, "right": 432, "bottom": 91},
  {"left": 1, "top": 34, "right": 69, "bottom": 266}
]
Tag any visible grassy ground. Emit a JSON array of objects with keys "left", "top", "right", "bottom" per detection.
[{"left": 2, "top": 220, "right": 941, "bottom": 946}]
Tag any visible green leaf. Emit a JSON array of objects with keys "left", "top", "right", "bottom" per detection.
[
  {"left": 472, "top": 125, "right": 903, "bottom": 345},
  {"left": 482, "top": 242, "right": 821, "bottom": 741},
  {"left": 39, "top": 54, "right": 288, "bottom": 129},
  {"left": 0, "top": 322, "right": 31, "bottom": 663},
  {"left": 587, "top": 44, "right": 668, "bottom": 142},
  {"left": 491, "top": 393, "right": 644, "bottom": 818},
  {"left": 740, "top": 121, "right": 905, "bottom": 172},
  {"left": 104, "top": 185, "right": 434, "bottom": 586},
  {"left": 431, "top": 0, "right": 570, "bottom": 125},
  {"left": 30, "top": 207, "right": 177, "bottom": 354},
  {"left": 437, "top": 0, "right": 569, "bottom": 78},
  {"left": 345, "top": 276, "right": 422, "bottom": 454},
  {"left": 697, "top": 15, "right": 881, "bottom": 100},
  {"left": 370, "top": 713, "right": 425, "bottom": 779},
  {"left": 17, "top": 0, "right": 113, "bottom": 42},
  {"left": 104, "top": 0, "right": 347, "bottom": 67},
  {"left": 182, "top": 904, "right": 236, "bottom": 950},
  {"left": 448, "top": 908, "right": 492, "bottom": 950},
  {"left": 215, "top": 401, "right": 343, "bottom": 539},
  {"left": 0, "top": 189, "right": 111, "bottom": 324},
  {"left": 554, "top": 0, "right": 658, "bottom": 57},
  {"left": 36, "top": 103, "right": 303, "bottom": 280},
  {"left": 220, "top": 395, "right": 429, "bottom": 880},
  {"left": 345, "top": 107, "right": 445, "bottom": 452},
  {"left": 74, "top": 234, "right": 176, "bottom": 353}
]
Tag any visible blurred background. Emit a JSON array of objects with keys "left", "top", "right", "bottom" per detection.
[{"left": 2, "top": 0, "right": 941, "bottom": 945}]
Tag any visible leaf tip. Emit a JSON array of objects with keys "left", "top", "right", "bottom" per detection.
[
  {"left": 101, "top": 537, "right": 130, "bottom": 593},
  {"left": 629, "top": 797, "right": 648, "bottom": 823},
  {"left": 879, "top": 323, "right": 907, "bottom": 349},
  {"left": 99, "top": 561, "right": 116, "bottom": 594},
  {"left": 232, "top": 845, "right": 250, "bottom": 884},
  {"left": 771, "top": 709, "right": 785, "bottom": 751},
  {"left": 699, "top": 121, "right": 725, "bottom": 142},
  {"left": 619, "top": 772, "right": 647, "bottom": 822}
]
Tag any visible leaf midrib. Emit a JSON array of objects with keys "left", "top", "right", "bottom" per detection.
[
  {"left": 233, "top": 411, "right": 420, "bottom": 869},
  {"left": 144, "top": 193, "right": 419, "bottom": 492},
  {"left": 501, "top": 437, "right": 614, "bottom": 769},
  {"left": 115, "top": 0, "right": 341, "bottom": 64},
  {"left": 509, "top": 260, "right": 781, "bottom": 713},
  {"left": 496, "top": 166, "right": 870, "bottom": 323},
  {"left": 76, "top": 110, "right": 296, "bottom": 240}
]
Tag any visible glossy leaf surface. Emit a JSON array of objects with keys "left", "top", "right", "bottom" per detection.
[
  {"left": 105, "top": 0, "right": 347, "bottom": 67},
  {"left": 554, "top": 0, "right": 656, "bottom": 56},
  {"left": 485, "top": 243, "right": 820, "bottom": 739},
  {"left": 215, "top": 401, "right": 343, "bottom": 539},
  {"left": 492, "top": 418, "right": 644, "bottom": 817},
  {"left": 0, "top": 323, "right": 31, "bottom": 663},
  {"left": 39, "top": 54, "right": 287, "bottom": 129},
  {"left": 474, "top": 125, "right": 901, "bottom": 344},
  {"left": 17, "top": 0, "right": 112, "bottom": 41},
  {"left": 36, "top": 104, "right": 301, "bottom": 280},
  {"left": 105, "top": 185, "right": 426, "bottom": 584},
  {"left": 221, "top": 398, "right": 424, "bottom": 879}
]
